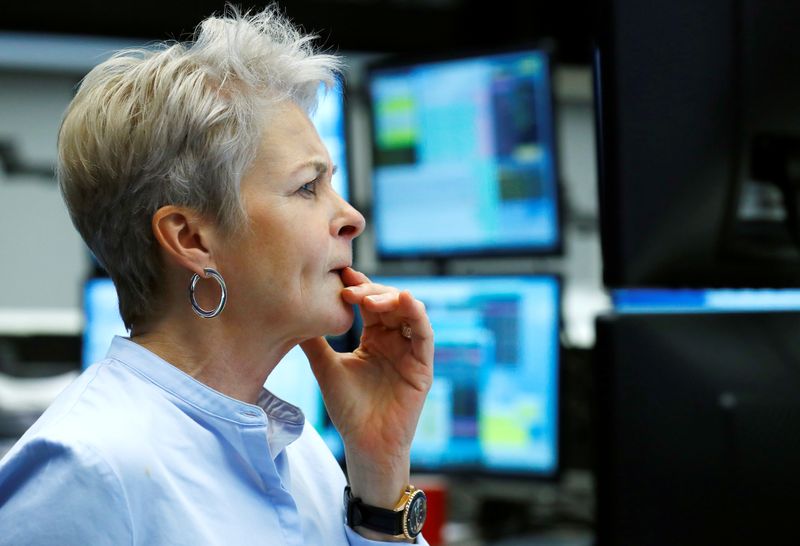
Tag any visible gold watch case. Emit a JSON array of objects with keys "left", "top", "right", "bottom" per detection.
[{"left": 395, "top": 485, "right": 427, "bottom": 539}]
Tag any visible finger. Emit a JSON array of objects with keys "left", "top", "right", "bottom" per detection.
[
  {"left": 341, "top": 283, "right": 400, "bottom": 327},
  {"left": 299, "top": 336, "right": 337, "bottom": 376},
  {"left": 341, "top": 282, "right": 398, "bottom": 305},
  {"left": 362, "top": 291, "right": 403, "bottom": 318},
  {"left": 397, "top": 291, "right": 435, "bottom": 367},
  {"left": 341, "top": 266, "right": 370, "bottom": 287}
]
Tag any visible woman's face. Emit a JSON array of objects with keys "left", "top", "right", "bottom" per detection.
[{"left": 215, "top": 101, "right": 365, "bottom": 341}]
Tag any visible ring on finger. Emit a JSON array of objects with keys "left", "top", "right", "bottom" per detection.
[{"left": 401, "top": 324, "right": 413, "bottom": 339}]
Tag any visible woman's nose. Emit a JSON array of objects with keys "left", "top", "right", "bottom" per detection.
[{"left": 334, "top": 198, "right": 366, "bottom": 240}]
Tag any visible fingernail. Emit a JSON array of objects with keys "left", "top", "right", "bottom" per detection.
[{"left": 366, "top": 293, "right": 391, "bottom": 303}]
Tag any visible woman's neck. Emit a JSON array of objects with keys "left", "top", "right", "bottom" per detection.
[{"left": 131, "top": 315, "right": 297, "bottom": 405}]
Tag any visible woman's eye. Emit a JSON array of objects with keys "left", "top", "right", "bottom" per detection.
[{"left": 298, "top": 179, "right": 319, "bottom": 196}]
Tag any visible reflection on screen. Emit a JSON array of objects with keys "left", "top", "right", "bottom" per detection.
[
  {"left": 369, "top": 51, "right": 559, "bottom": 257},
  {"left": 312, "top": 79, "right": 349, "bottom": 202}
]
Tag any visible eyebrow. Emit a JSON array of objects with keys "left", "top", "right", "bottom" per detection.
[{"left": 293, "top": 160, "right": 337, "bottom": 178}]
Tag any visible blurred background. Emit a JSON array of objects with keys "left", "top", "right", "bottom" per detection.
[{"left": 2, "top": 1, "right": 800, "bottom": 545}]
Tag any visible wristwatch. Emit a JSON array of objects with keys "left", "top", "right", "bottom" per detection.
[{"left": 344, "top": 484, "right": 427, "bottom": 539}]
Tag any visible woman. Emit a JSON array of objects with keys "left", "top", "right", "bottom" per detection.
[{"left": 0, "top": 7, "right": 433, "bottom": 545}]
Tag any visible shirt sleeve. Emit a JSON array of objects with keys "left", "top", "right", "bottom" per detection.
[
  {"left": 344, "top": 525, "right": 430, "bottom": 546},
  {"left": 0, "top": 438, "right": 133, "bottom": 546}
]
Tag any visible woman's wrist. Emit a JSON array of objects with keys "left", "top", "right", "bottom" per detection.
[
  {"left": 345, "top": 467, "right": 416, "bottom": 544},
  {"left": 342, "top": 438, "right": 419, "bottom": 542},
  {"left": 345, "top": 448, "right": 410, "bottom": 509}
]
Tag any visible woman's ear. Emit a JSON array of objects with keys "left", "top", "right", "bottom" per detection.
[{"left": 151, "top": 206, "right": 217, "bottom": 277}]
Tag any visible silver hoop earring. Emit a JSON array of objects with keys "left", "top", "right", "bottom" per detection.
[{"left": 189, "top": 267, "right": 227, "bottom": 319}]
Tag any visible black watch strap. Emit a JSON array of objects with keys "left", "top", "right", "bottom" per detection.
[{"left": 344, "top": 486, "right": 404, "bottom": 536}]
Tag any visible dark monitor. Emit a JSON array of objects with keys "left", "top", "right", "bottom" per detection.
[
  {"left": 595, "top": 0, "right": 800, "bottom": 288},
  {"left": 595, "top": 311, "right": 800, "bottom": 545},
  {"left": 367, "top": 50, "right": 561, "bottom": 259}
]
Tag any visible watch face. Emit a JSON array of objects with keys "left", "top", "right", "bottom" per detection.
[{"left": 406, "top": 491, "right": 427, "bottom": 537}]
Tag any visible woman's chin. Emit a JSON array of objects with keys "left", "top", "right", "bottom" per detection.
[
  {"left": 326, "top": 306, "right": 355, "bottom": 337},
  {"left": 331, "top": 306, "right": 355, "bottom": 336}
]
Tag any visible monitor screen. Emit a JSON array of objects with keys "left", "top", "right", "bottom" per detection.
[
  {"left": 312, "top": 79, "right": 349, "bottom": 202},
  {"left": 368, "top": 50, "right": 560, "bottom": 258},
  {"left": 351, "top": 275, "right": 561, "bottom": 476}
]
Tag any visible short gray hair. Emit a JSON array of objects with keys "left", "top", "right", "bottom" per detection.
[{"left": 58, "top": 5, "right": 341, "bottom": 330}]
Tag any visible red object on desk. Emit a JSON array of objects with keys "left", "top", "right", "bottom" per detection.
[{"left": 415, "top": 476, "right": 447, "bottom": 545}]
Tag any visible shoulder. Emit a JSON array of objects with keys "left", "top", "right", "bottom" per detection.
[
  {"left": 0, "top": 359, "right": 182, "bottom": 544},
  {"left": 0, "top": 434, "right": 124, "bottom": 496},
  {"left": 0, "top": 435, "right": 133, "bottom": 545},
  {"left": 7, "top": 358, "right": 174, "bottom": 473}
]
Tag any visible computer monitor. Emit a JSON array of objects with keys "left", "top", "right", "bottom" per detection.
[
  {"left": 367, "top": 50, "right": 561, "bottom": 259},
  {"left": 595, "top": 311, "right": 800, "bottom": 545},
  {"left": 348, "top": 275, "right": 561, "bottom": 477},
  {"left": 595, "top": 0, "right": 800, "bottom": 288},
  {"left": 312, "top": 78, "right": 350, "bottom": 202}
]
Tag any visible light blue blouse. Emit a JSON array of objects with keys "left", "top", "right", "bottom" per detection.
[{"left": 0, "top": 336, "right": 427, "bottom": 545}]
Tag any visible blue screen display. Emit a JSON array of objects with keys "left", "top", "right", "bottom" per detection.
[
  {"left": 369, "top": 50, "right": 560, "bottom": 257},
  {"left": 612, "top": 288, "right": 800, "bottom": 313},
  {"left": 396, "top": 276, "right": 560, "bottom": 475}
]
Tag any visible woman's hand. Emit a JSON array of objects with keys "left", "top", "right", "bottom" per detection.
[{"left": 300, "top": 267, "right": 433, "bottom": 514}]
